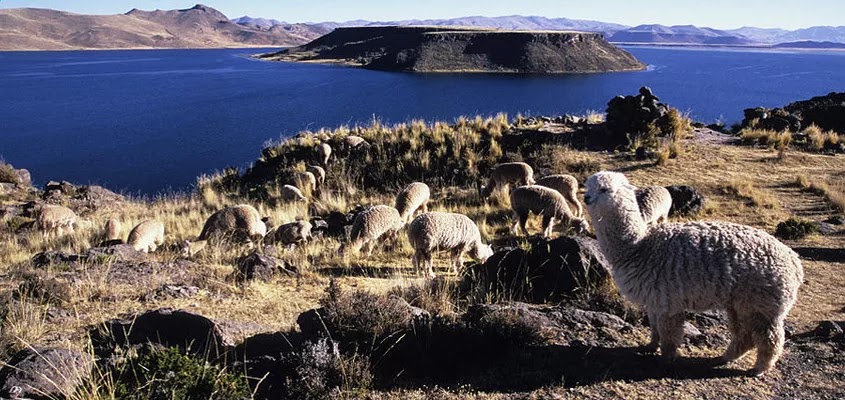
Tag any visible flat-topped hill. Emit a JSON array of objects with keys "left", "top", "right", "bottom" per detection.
[{"left": 261, "top": 26, "right": 646, "bottom": 73}]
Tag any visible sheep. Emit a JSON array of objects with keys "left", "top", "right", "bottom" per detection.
[
  {"left": 280, "top": 185, "right": 307, "bottom": 202},
  {"left": 395, "top": 182, "right": 430, "bottom": 223},
  {"left": 127, "top": 220, "right": 165, "bottom": 253},
  {"left": 294, "top": 171, "right": 317, "bottom": 194},
  {"left": 180, "top": 239, "right": 208, "bottom": 258},
  {"left": 481, "top": 162, "right": 535, "bottom": 197},
  {"left": 307, "top": 165, "right": 326, "bottom": 187},
  {"left": 407, "top": 212, "right": 494, "bottom": 278},
  {"left": 198, "top": 204, "right": 267, "bottom": 243},
  {"left": 344, "top": 135, "right": 368, "bottom": 148},
  {"left": 535, "top": 174, "right": 584, "bottom": 217},
  {"left": 583, "top": 171, "right": 803, "bottom": 376},
  {"left": 104, "top": 218, "right": 122, "bottom": 241},
  {"left": 509, "top": 185, "right": 590, "bottom": 238},
  {"left": 268, "top": 220, "right": 313, "bottom": 245},
  {"left": 636, "top": 185, "right": 673, "bottom": 225},
  {"left": 338, "top": 205, "right": 404, "bottom": 256},
  {"left": 316, "top": 143, "right": 332, "bottom": 166},
  {"left": 37, "top": 204, "right": 78, "bottom": 236}
]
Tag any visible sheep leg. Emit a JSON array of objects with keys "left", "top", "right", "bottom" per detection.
[
  {"left": 717, "top": 307, "right": 755, "bottom": 365},
  {"left": 655, "top": 313, "right": 685, "bottom": 361},
  {"left": 411, "top": 252, "right": 420, "bottom": 275},
  {"left": 643, "top": 309, "right": 660, "bottom": 353},
  {"left": 424, "top": 252, "right": 436, "bottom": 279},
  {"left": 450, "top": 248, "right": 465, "bottom": 275},
  {"left": 750, "top": 315, "right": 785, "bottom": 376},
  {"left": 542, "top": 215, "right": 555, "bottom": 238}
]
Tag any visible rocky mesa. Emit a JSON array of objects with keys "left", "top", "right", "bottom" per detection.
[{"left": 261, "top": 26, "right": 646, "bottom": 73}]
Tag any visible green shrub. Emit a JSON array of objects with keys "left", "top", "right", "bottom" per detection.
[
  {"left": 775, "top": 217, "right": 819, "bottom": 240},
  {"left": 283, "top": 338, "right": 373, "bottom": 400},
  {"left": 106, "top": 346, "right": 250, "bottom": 400}
]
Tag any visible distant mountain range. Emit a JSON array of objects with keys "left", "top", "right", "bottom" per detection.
[
  {"left": 0, "top": 4, "right": 323, "bottom": 50},
  {"left": 1, "top": 4, "right": 844, "bottom": 51}
]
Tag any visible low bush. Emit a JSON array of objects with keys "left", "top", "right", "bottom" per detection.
[{"left": 775, "top": 217, "right": 819, "bottom": 240}]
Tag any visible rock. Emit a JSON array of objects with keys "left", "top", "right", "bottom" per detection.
[
  {"left": 15, "top": 169, "right": 31, "bottom": 187},
  {"left": 297, "top": 308, "right": 330, "bottom": 338},
  {"left": 605, "top": 87, "right": 674, "bottom": 149},
  {"left": 89, "top": 308, "right": 233, "bottom": 359},
  {"left": 818, "top": 222, "right": 838, "bottom": 235},
  {"left": 683, "top": 321, "right": 703, "bottom": 339},
  {"left": 824, "top": 215, "right": 845, "bottom": 225},
  {"left": 85, "top": 244, "right": 147, "bottom": 263},
  {"left": 0, "top": 348, "right": 93, "bottom": 400},
  {"left": 234, "top": 331, "right": 304, "bottom": 361},
  {"left": 665, "top": 185, "right": 706, "bottom": 217},
  {"left": 267, "top": 220, "right": 312, "bottom": 245},
  {"left": 810, "top": 320, "right": 845, "bottom": 342},
  {"left": 235, "top": 252, "right": 296, "bottom": 282},
  {"left": 784, "top": 92, "right": 845, "bottom": 134},
  {"left": 141, "top": 284, "right": 200, "bottom": 301},
  {"left": 465, "top": 236, "right": 609, "bottom": 303},
  {"left": 31, "top": 251, "right": 82, "bottom": 268}
]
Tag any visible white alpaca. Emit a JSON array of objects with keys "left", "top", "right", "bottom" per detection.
[{"left": 584, "top": 171, "right": 803, "bottom": 376}]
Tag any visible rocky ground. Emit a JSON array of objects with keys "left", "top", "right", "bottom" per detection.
[{"left": 1, "top": 90, "right": 844, "bottom": 399}]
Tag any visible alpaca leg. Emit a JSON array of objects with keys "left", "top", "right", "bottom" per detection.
[
  {"left": 425, "top": 253, "right": 435, "bottom": 279},
  {"left": 656, "top": 313, "right": 685, "bottom": 361},
  {"left": 451, "top": 248, "right": 465, "bottom": 274},
  {"left": 412, "top": 252, "right": 420, "bottom": 275},
  {"left": 519, "top": 214, "right": 530, "bottom": 237},
  {"left": 543, "top": 216, "right": 555, "bottom": 238},
  {"left": 644, "top": 309, "right": 660, "bottom": 352},
  {"left": 718, "top": 308, "right": 755, "bottom": 365},
  {"left": 750, "top": 316, "right": 785, "bottom": 376}
]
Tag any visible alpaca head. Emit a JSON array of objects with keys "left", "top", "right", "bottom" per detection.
[
  {"left": 584, "top": 171, "right": 641, "bottom": 225},
  {"left": 472, "top": 242, "right": 495, "bottom": 263}
]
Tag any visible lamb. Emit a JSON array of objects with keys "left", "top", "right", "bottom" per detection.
[
  {"left": 535, "top": 174, "right": 584, "bottom": 217},
  {"left": 280, "top": 185, "right": 307, "bottom": 202},
  {"left": 481, "top": 162, "right": 535, "bottom": 197},
  {"left": 127, "top": 220, "right": 165, "bottom": 253},
  {"left": 104, "top": 218, "right": 122, "bottom": 241},
  {"left": 338, "top": 205, "right": 404, "bottom": 256},
  {"left": 268, "top": 220, "right": 313, "bottom": 245},
  {"left": 583, "top": 171, "right": 803, "bottom": 376},
  {"left": 307, "top": 165, "right": 326, "bottom": 187},
  {"left": 509, "top": 185, "right": 590, "bottom": 238},
  {"left": 37, "top": 204, "right": 78, "bottom": 236},
  {"left": 407, "top": 212, "right": 494, "bottom": 278},
  {"left": 198, "top": 204, "right": 267, "bottom": 243},
  {"left": 293, "top": 171, "right": 317, "bottom": 194},
  {"left": 395, "top": 182, "right": 430, "bottom": 223},
  {"left": 636, "top": 185, "right": 673, "bottom": 225},
  {"left": 316, "top": 143, "right": 332, "bottom": 166}
]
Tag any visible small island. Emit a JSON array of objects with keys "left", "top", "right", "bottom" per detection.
[{"left": 259, "top": 26, "right": 646, "bottom": 73}]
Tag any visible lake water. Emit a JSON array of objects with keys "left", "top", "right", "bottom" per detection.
[{"left": 2, "top": 46, "right": 844, "bottom": 195}]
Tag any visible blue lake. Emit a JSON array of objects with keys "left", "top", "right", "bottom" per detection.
[{"left": 2, "top": 46, "right": 844, "bottom": 195}]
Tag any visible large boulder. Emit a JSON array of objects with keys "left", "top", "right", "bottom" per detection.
[
  {"left": 784, "top": 92, "right": 845, "bottom": 134},
  {"left": 604, "top": 86, "right": 673, "bottom": 149},
  {"left": 0, "top": 348, "right": 93, "bottom": 400},
  {"left": 464, "top": 236, "right": 610, "bottom": 303},
  {"left": 41, "top": 181, "right": 124, "bottom": 214},
  {"left": 235, "top": 251, "right": 296, "bottom": 282},
  {"left": 665, "top": 185, "right": 706, "bottom": 217}
]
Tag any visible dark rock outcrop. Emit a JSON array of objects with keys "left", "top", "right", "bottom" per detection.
[
  {"left": 741, "top": 92, "right": 845, "bottom": 135},
  {"left": 235, "top": 251, "right": 297, "bottom": 282},
  {"left": 604, "top": 86, "right": 678, "bottom": 149},
  {"left": 665, "top": 185, "right": 706, "bottom": 217},
  {"left": 263, "top": 26, "right": 645, "bottom": 73},
  {"left": 0, "top": 348, "right": 93, "bottom": 400}
]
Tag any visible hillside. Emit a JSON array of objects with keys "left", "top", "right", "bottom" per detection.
[
  {"left": 0, "top": 4, "right": 322, "bottom": 51},
  {"left": 260, "top": 26, "right": 646, "bottom": 73},
  {"left": 609, "top": 24, "right": 752, "bottom": 45}
]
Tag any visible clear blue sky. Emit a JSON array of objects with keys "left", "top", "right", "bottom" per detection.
[{"left": 0, "top": 0, "right": 841, "bottom": 30}]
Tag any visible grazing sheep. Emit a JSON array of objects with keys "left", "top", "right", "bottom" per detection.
[
  {"left": 344, "top": 135, "right": 368, "bottom": 148},
  {"left": 269, "top": 220, "right": 313, "bottom": 245},
  {"left": 37, "top": 204, "right": 78, "bottom": 236},
  {"left": 127, "top": 220, "right": 165, "bottom": 253},
  {"left": 481, "top": 162, "right": 535, "bottom": 197},
  {"left": 395, "top": 182, "right": 430, "bottom": 223},
  {"left": 307, "top": 165, "right": 326, "bottom": 187},
  {"left": 509, "top": 185, "right": 590, "bottom": 238},
  {"left": 407, "top": 212, "right": 494, "bottom": 278},
  {"left": 280, "top": 185, "right": 307, "bottom": 202},
  {"left": 294, "top": 171, "right": 317, "bottom": 193},
  {"left": 179, "top": 239, "right": 207, "bottom": 258},
  {"left": 338, "top": 205, "right": 404, "bottom": 256},
  {"left": 584, "top": 171, "right": 803, "bottom": 376},
  {"left": 104, "top": 218, "right": 121, "bottom": 241},
  {"left": 198, "top": 204, "right": 267, "bottom": 243},
  {"left": 535, "top": 174, "right": 584, "bottom": 217},
  {"left": 636, "top": 185, "right": 673, "bottom": 225},
  {"left": 316, "top": 143, "right": 332, "bottom": 166}
]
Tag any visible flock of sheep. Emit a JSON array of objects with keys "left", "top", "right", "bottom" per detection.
[{"left": 32, "top": 141, "right": 804, "bottom": 376}]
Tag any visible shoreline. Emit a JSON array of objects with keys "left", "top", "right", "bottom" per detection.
[{"left": 0, "top": 45, "right": 291, "bottom": 53}]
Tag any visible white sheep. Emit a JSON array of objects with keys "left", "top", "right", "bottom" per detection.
[
  {"left": 636, "top": 185, "right": 673, "bottom": 225},
  {"left": 509, "top": 185, "right": 590, "bottom": 238},
  {"left": 104, "top": 218, "right": 121, "bottom": 241},
  {"left": 481, "top": 162, "right": 535, "bottom": 197},
  {"left": 269, "top": 220, "right": 313, "bottom": 245},
  {"left": 535, "top": 174, "right": 584, "bottom": 217},
  {"left": 584, "top": 171, "right": 803, "bottom": 376},
  {"left": 198, "top": 204, "right": 267, "bottom": 243},
  {"left": 407, "top": 212, "right": 494, "bottom": 278},
  {"left": 344, "top": 135, "right": 369, "bottom": 149},
  {"left": 127, "top": 220, "right": 165, "bottom": 253},
  {"left": 37, "top": 204, "right": 78, "bottom": 237},
  {"left": 280, "top": 185, "right": 307, "bottom": 202},
  {"left": 338, "top": 205, "right": 404, "bottom": 256},
  {"left": 395, "top": 182, "right": 430, "bottom": 223},
  {"left": 293, "top": 171, "right": 317, "bottom": 194},
  {"left": 316, "top": 143, "right": 332, "bottom": 166},
  {"left": 307, "top": 165, "right": 326, "bottom": 187}
]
